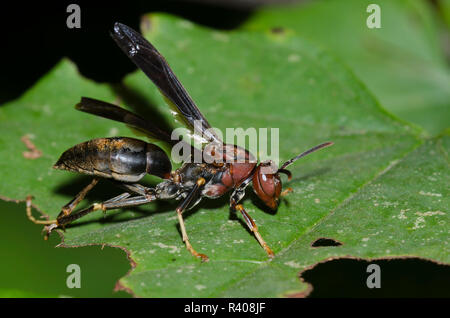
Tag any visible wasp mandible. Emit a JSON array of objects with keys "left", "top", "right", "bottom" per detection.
[{"left": 27, "top": 23, "right": 333, "bottom": 261}]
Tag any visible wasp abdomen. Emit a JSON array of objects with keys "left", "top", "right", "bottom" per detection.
[{"left": 53, "top": 137, "right": 171, "bottom": 182}]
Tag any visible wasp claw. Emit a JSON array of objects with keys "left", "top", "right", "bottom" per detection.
[
  {"left": 281, "top": 187, "right": 293, "bottom": 197},
  {"left": 199, "top": 253, "right": 209, "bottom": 262},
  {"left": 42, "top": 223, "right": 58, "bottom": 240}
]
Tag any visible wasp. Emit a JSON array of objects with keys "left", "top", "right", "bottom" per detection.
[{"left": 27, "top": 23, "right": 333, "bottom": 261}]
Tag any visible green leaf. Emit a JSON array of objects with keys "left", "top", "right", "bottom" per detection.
[
  {"left": 0, "top": 201, "right": 131, "bottom": 298},
  {"left": 0, "top": 14, "right": 446, "bottom": 297},
  {"left": 242, "top": 0, "right": 450, "bottom": 135},
  {"left": 0, "top": 288, "right": 56, "bottom": 298},
  {"left": 440, "top": 0, "right": 450, "bottom": 27}
]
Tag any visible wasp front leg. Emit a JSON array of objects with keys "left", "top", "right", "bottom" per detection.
[
  {"left": 230, "top": 185, "right": 274, "bottom": 258},
  {"left": 281, "top": 187, "right": 293, "bottom": 197},
  {"left": 232, "top": 203, "right": 274, "bottom": 258}
]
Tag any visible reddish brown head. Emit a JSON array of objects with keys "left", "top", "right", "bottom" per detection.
[
  {"left": 252, "top": 161, "right": 283, "bottom": 210},
  {"left": 252, "top": 142, "right": 333, "bottom": 210}
]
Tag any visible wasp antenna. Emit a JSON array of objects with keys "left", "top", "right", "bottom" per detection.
[
  {"left": 277, "top": 168, "right": 292, "bottom": 181},
  {"left": 280, "top": 141, "right": 333, "bottom": 170}
]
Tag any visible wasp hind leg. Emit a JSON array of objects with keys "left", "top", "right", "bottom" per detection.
[
  {"left": 26, "top": 178, "right": 99, "bottom": 225},
  {"left": 26, "top": 178, "right": 100, "bottom": 239},
  {"left": 57, "top": 178, "right": 99, "bottom": 219},
  {"left": 26, "top": 195, "right": 58, "bottom": 234},
  {"left": 27, "top": 182, "right": 156, "bottom": 239},
  {"left": 54, "top": 192, "right": 155, "bottom": 230}
]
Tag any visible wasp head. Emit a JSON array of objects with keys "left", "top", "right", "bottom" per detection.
[{"left": 253, "top": 142, "right": 333, "bottom": 210}]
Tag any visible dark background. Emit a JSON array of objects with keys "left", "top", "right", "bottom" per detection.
[
  {"left": 0, "top": 0, "right": 296, "bottom": 104},
  {"left": 0, "top": 0, "right": 448, "bottom": 298}
]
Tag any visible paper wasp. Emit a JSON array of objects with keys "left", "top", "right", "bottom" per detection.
[{"left": 27, "top": 23, "right": 333, "bottom": 261}]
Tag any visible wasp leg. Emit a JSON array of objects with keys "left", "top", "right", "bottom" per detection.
[
  {"left": 233, "top": 203, "right": 274, "bottom": 258},
  {"left": 40, "top": 193, "right": 155, "bottom": 239},
  {"left": 57, "top": 178, "right": 99, "bottom": 219},
  {"left": 176, "top": 177, "right": 209, "bottom": 262},
  {"left": 41, "top": 192, "right": 131, "bottom": 239},
  {"left": 56, "top": 193, "right": 155, "bottom": 227},
  {"left": 281, "top": 187, "right": 293, "bottom": 197},
  {"left": 113, "top": 181, "right": 155, "bottom": 196},
  {"left": 26, "top": 178, "right": 100, "bottom": 238},
  {"left": 26, "top": 195, "right": 57, "bottom": 226}
]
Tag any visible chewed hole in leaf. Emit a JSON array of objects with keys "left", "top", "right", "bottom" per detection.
[
  {"left": 301, "top": 258, "right": 450, "bottom": 298},
  {"left": 311, "top": 237, "right": 343, "bottom": 247}
]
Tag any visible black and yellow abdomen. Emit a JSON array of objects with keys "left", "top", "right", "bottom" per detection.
[{"left": 53, "top": 137, "right": 171, "bottom": 182}]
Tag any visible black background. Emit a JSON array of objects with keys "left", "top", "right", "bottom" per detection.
[{"left": 0, "top": 0, "right": 258, "bottom": 104}]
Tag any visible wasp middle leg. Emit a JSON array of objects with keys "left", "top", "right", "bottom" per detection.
[{"left": 176, "top": 177, "right": 209, "bottom": 262}]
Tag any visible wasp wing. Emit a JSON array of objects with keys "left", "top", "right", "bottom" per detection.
[
  {"left": 76, "top": 97, "right": 175, "bottom": 144},
  {"left": 76, "top": 97, "right": 202, "bottom": 160},
  {"left": 111, "top": 22, "right": 221, "bottom": 145}
]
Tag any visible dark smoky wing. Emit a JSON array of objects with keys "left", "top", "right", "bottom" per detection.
[
  {"left": 111, "top": 22, "right": 221, "bottom": 144},
  {"left": 76, "top": 97, "right": 174, "bottom": 144}
]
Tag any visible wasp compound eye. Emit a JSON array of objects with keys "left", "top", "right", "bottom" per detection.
[{"left": 252, "top": 164, "right": 282, "bottom": 210}]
